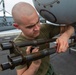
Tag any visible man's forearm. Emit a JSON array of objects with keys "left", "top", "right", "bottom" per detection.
[
  {"left": 60, "top": 25, "right": 74, "bottom": 38},
  {"left": 22, "top": 62, "right": 40, "bottom": 75}
]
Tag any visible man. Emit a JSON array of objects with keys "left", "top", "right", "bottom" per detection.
[{"left": 12, "top": 2, "right": 74, "bottom": 75}]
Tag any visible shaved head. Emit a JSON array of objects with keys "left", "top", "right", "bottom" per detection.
[{"left": 12, "top": 2, "right": 36, "bottom": 24}]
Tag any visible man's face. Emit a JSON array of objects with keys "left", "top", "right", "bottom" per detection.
[{"left": 18, "top": 13, "right": 40, "bottom": 39}]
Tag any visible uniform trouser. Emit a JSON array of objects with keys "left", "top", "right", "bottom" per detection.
[{"left": 45, "top": 64, "right": 57, "bottom": 75}]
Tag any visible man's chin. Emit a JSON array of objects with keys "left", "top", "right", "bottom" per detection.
[
  {"left": 34, "top": 34, "right": 39, "bottom": 38},
  {"left": 36, "top": 32, "right": 40, "bottom": 36}
]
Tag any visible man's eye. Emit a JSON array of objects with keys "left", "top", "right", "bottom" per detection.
[{"left": 26, "top": 25, "right": 35, "bottom": 29}]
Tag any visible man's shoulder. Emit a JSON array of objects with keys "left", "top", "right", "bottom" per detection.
[
  {"left": 14, "top": 33, "right": 27, "bottom": 42},
  {"left": 40, "top": 23, "right": 55, "bottom": 27},
  {"left": 40, "top": 23, "right": 55, "bottom": 29}
]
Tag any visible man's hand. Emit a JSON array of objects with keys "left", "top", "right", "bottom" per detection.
[
  {"left": 25, "top": 46, "right": 41, "bottom": 75},
  {"left": 56, "top": 33, "right": 69, "bottom": 53},
  {"left": 26, "top": 46, "right": 41, "bottom": 67},
  {"left": 56, "top": 25, "right": 74, "bottom": 53}
]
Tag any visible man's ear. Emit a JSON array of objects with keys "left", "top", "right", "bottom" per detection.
[{"left": 13, "top": 23, "right": 20, "bottom": 29}]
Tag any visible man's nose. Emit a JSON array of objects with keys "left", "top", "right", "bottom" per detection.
[{"left": 34, "top": 24, "right": 40, "bottom": 31}]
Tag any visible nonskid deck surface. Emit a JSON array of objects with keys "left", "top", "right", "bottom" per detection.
[{"left": 50, "top": 48, "right": 76, "bottom": 75}]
